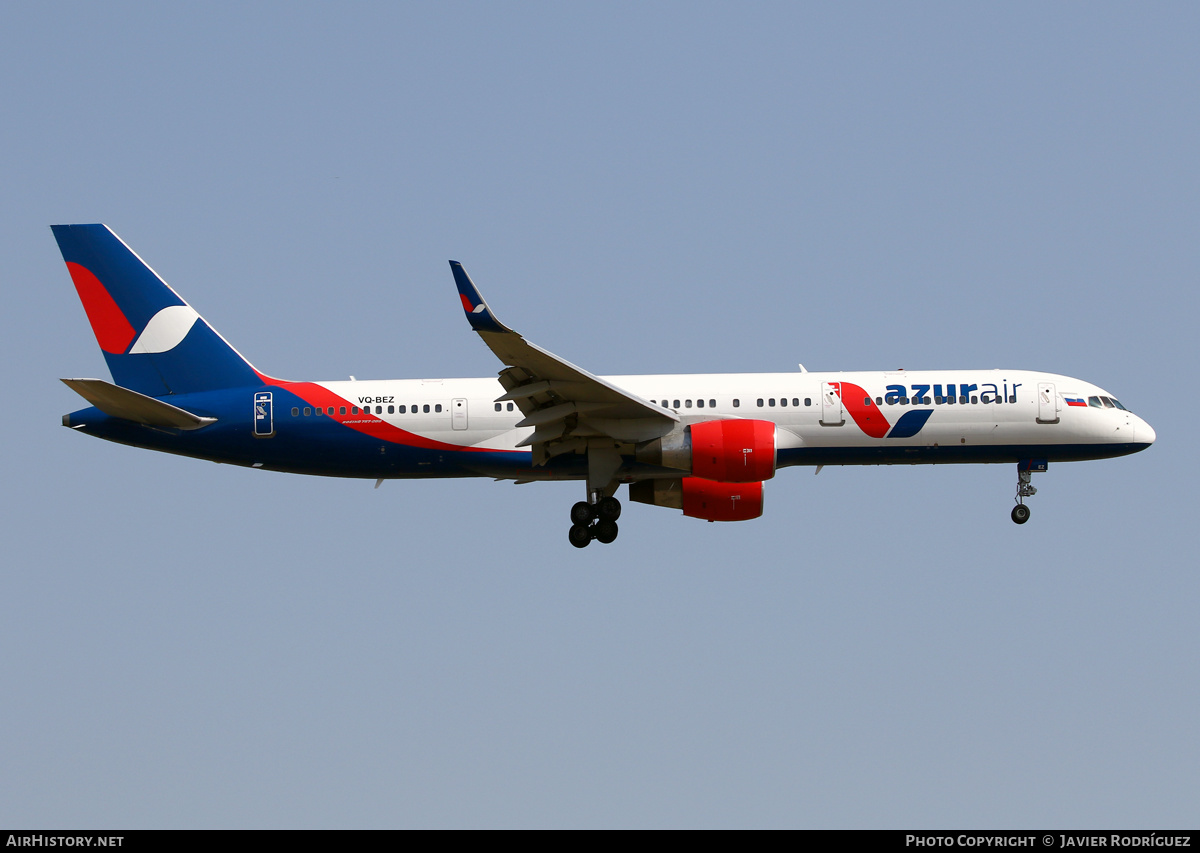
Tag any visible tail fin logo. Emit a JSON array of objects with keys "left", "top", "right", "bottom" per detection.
[
  {"left": 67, "top": 261, "right": 199, "bottom": 355},
  {"left": 55, "top": 224, "right": 262, "bottom": 396}
]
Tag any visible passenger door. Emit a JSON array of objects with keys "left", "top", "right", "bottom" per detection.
[
  {"left": 820, "top": 382, "right": 844, "bottom": 426},
  {"left": 1036, "top": 382, "right": 1059, "bottom": 424}
]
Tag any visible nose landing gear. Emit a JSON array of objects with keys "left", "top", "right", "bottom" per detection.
[
  {"left": 568, "top": 495, "right": 622, "bottom": 548},
  {"left": 1011, "top": 460, "right": 1045, "bottom": 524}
]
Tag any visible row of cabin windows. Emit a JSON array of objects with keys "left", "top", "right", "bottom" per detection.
[
  {"left": 291, "top": 404, "right": 443, "bottom": 417},
  {"left": 878, "top": 395, "right": 1016, "bottom": 405},
  {"left": 651, "top": 399, "right": 720, "bottom": 409},
  {"left": 750, "top": 395, "right": 1015, "bottom": 407},
  {"left": 646, "top": 394, "right": 1021, "bottom": 411},
  {"left": 290, "top": 393, "right": 1024, "bottom": 419},
  {"left": 758, "top": 398, "right": 811, "bottom": 408},
  {"left": 650, "top": 398, "right": 814, "bottom": 410}
]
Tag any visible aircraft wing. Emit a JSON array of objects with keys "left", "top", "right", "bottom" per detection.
[{"left": 450, "top": 262, "right": 678, "bottom": 465}]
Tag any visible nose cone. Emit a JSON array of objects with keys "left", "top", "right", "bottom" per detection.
[{"left": 1135, "top": 416, "right": 1156, "bottom": 447}]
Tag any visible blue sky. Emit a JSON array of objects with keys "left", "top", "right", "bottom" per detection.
[{"left": 2, "top": 2, "right": 1197, "bottom": 828}]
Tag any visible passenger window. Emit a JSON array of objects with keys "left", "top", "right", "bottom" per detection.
[
  {"left": 959, "top": 396, "right": 968, "bottom": 404},
  {"left": 805, "top": 398, "right": 812, "bottom": 407},
  {"left": 971, "top": 396, "right": 978, "bottom": 404},
  {"left": 328, "top": 407, "right": 335, "bottom": 415},
  {"left": 733, "top": 399, "right": 740, "bottom": 408},
  {"left": 935, "top": 396, "right": 943, "bottom": 404},
  {"left": 495, "top": 403, "right": 502, "bottom": 412},
  {"left": 769, "top": 398, "right": 776, "bottom": 407},
  {"left": 398, "top": 405, "right": 405, "bottom": 414},
  {"left": 710, "top": 399, "right": 716, "bottom": 408},
  {"left": 303, "top": 407, "right": 311, "bottom": 416},
  {"left": 423, "top": 404, "right": 430, "bottom": 413},
  {"left": 435, "top": 404, "right": 442, "bottom": 413},
  {"left": 507, "top": 402, "right": 514, "bottom": 411},
  {"left": 863, "top": 397, "right": 870, "bottom": 406},
  {"left": 339, "top": 406, "right": 347, "bottom": 415},
  {"left": 673, "top": 400, "right": 680, "bottom": 409},
  {"left": 685, "top": 399, "right": 692, "bottom": 408},
  {"left": 351, "top": 406, "right": 359, "bottom": 414},
  {"left": 314, "top": 407, "right": 322, "bottom": 416},
  {"left": 291, "top": 407, "right": 299, "bottom": 416},
  {"left": 387, "top": 405, "right": 394, "bottom": 414},
  {"left": 780, "top": 398, "right": 787, "bottom": 407}
]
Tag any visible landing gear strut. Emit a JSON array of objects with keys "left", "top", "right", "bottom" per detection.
[
  {"left": 1012, "top": 467, "right": 1038, "bottom": 524},
  {"left": 568, "top": 495, "right": 622, "bottom": 548}
]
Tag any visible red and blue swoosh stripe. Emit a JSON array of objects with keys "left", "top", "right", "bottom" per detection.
[{"left": 831, "top": 382, "right": 933, "bottom": 439}]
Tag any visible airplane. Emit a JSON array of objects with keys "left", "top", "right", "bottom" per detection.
[{"left": 54, "top": 224, "right": 1156, "bottom": 547}]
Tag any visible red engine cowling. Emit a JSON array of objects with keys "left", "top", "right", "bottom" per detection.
[
  {"left": 681, "top": 477, "right": 764, "bottom": 521},
  {"left": 629, "top": 477, "right": 765, "bottom": 522},
  {"left": 689, "top": 419, "right": 776, "bottom": 482},
  {"left": 635, "top": 419, "right": 777, "bottom": 483}
]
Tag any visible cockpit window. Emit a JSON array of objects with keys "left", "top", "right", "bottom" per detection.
[{"left": 1086, "top": 395, "right": 1130, "bottom": 411}]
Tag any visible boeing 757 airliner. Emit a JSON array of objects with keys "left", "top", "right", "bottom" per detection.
[{"left": 55, "top": 224, "right": 1155, "bottom": 547}]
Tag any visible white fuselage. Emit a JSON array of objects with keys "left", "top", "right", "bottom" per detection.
[{"left": 286, "top": 368, "right": 1152, "bottom": 472}]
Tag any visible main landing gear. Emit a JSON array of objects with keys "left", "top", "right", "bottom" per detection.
[
  {"left": 568, "top": 495, "right": 622, "bottom": 548},
  {"left": 1012, "top": 466, "right": 1038, "bottom": 524}
]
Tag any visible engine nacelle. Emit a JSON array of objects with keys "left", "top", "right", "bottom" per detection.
[
  {"left": 629, "top": 477, "right": 765, "bottom": 522},
  {"left": 635, "top": 419, "right": 776, "bottom": 482}
]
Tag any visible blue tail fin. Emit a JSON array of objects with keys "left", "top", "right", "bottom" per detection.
[{"left": 52, "top": 224, "right": 261, "bottom": 396}]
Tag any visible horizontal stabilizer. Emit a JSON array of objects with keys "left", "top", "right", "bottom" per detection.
[{"left": 61, "top": 378, "right": 217, "bottom": 430}]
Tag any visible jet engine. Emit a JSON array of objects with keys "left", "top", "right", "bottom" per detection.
[
  {"left": 635, "top": 419, "right": 776, "bottom": 482},
  {"left": 629, "top": 477, "right": 764, "bottom": 522}
]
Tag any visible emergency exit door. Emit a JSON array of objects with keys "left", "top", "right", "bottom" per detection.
[{"left": 451, "top": 398, "right": 468, "bottom": 430}]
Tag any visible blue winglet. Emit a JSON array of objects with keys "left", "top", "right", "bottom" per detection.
[{"left": 449, "top": 261, "right": 510, "bottom": 333}]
